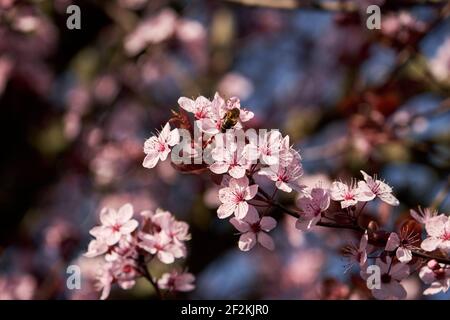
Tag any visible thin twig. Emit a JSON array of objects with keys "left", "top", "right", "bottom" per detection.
[
  {"left": 263, "top": 194, "right": 450, "bottom": 264},
  {"left": 139, "top": 256, "right": 163, "bottom": 299}
]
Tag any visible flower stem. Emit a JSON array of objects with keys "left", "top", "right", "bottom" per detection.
[{"left": 138, "top": 255, "right": 163, "bottom": 299}]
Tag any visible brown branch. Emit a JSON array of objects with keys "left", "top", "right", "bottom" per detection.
[
  {"left": 139, "top": 256, "right": 163, "bottom": 299},
  {"left": 263, "top": 196, "right": 450, "bottom": 265}
]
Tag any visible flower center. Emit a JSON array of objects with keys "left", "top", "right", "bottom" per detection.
[
  {"left": 195, "top": 111, "right": 206, "bottom": 119},
  {"left": 344, "top": 192, "right": 355, "bottom": 201},
  {"left": 122, "top": 265, "right": 133, "bottom": 273},
  {"left": 234, "top": 191, "right": 245, "bottom": 202},
  {"left": 250, "top": 223, "right": 261, "bottom": 233},
  {"left": 158, "top": 142, "right": 167, "bottom": 152},
  {"left": 441, "top": 232, "right": 450, "bottom": 241},
  {"left": 381, "top": 273, "right": 391, "bottom": 284},
  {"left": 112, "top": 224, "right": 121, "bottom": 232}
]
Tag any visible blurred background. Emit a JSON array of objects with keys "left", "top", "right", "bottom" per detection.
[{"left": 0, "top": 0, "right": 449, "bottom": 300}]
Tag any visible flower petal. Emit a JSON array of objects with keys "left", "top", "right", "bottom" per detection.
[
  {"left": 230, "top": 218, "right": 250, "bottom": 233},
  {"left": 117, "top": 203, "right": 133, "bottom": 223},
  {"left": 235, "top": 201, "right": 249, "bottom": 220},
  {"left": 260, "top": 216, "right": 277, "bottom": 231},
  {"left": 143, "top": 152, "right": 160, "bottom": 169},
  {"left": 257, "top": 232, "right": 275, "bottom": 250},
  {"left": 121, "top": 219, "right": 139, "bottom": 234},
  {"left": 217, "top": 203, "right": 235, "bottom": 219},
  {"left": 238, "top": 232, "right": 256, "bottom": 251},
  {"left": 385, "top": 233, "right": 400, "bottom": 251}
]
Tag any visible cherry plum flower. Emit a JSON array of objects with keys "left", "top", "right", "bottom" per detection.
[
  {"left": 230, "top": 208, "right": 277, "bottom": 251},
  {"left": 295, "top": 187, "right": 330, "bottom": 231},
  {"left": 124, "top": 9, "right": 177, "bottom": 56},
  {"left": 385, "top": 232, "right": 415, "bottom": 263},
  {"left": 138, "top": 231, "right": 185, "bottom": 264},
  {"left": 157, "top": 270, "right": 195, "bottom": 292},
  {"left": 143, "top": 122, "right": 180, "bottom": 169},
  {"left": 330, "top": 180, "right": 375, "bottom": 209},
  {"left": 245, "top": 130, "right": 285, "bottom": 166},
  {"left": 217, "top": 176, "right": 258, "bottom": 219},
  {"left": 429, "top": 36, "right": 450, "bottom": 82},
  {"left": 258, "top": 149, "right": 304, "bottom": 193},
  {"left": 84, "top": 238, "right": 108, "bottom": 258},
  {"left": 177, "top": 95, "right": 211, "bottom": 126},
  {"left": 197, "top": 93, "right": 253, "bottom": 135},
  {"left": 85, "top": 204, "right": 193, "bottom": 300},
  {"left": 361, "top": 257, "right": 409, "bottom": 300},
  {"left": 95, "top": 263, "right": 114, "bottom": 300},
  {"left": 410, "top": 207, "right": 438, "bottom": 225},
  {"left": 342, "top": 231, "right": 369, "bottom": 270},
  {"left": 94, "top": 203, "right": 139, "bottom": 246},
  {"left": 104, "top": 236, "right": 139, "bottom": 262},
  {"left": 111, "top": 256, "right": 141, "bottom": 291},
  {"left": 358, "top": 171, "right": 399, "bottom": 206},
  {"left": 150, "top": 209, "right": 191, "bottom": 243},
  {"left": 210, "top": 134, "right": 251, "bottom": 179},
  {"left": 0, "top": 274, "right": 37, "bottom": 300},
  {"left": 419, "top": 260, "right": 450, "bottom": 295},
  {"left": 227, "top": 97, "right": 254, "bottom": 123},
  {"left": 421, "top": 214, "right": 450, "bottom": 252}
]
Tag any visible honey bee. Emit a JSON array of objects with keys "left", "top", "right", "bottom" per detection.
[{"left": 220, "top": 108, "right": 240, "bottom": 132}]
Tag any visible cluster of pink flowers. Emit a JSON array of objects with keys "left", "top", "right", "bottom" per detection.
[
  {"left": 84, "top": 203, "right": 194, "bottom": 299},
  {"left": 142, "top": 93, "right": 450, "bottom": 299}
]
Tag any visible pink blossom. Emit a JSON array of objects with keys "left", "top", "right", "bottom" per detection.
[
  {"left": 210, "top": 134, "right": 250, "bottom": 178},
  {"left": 95, "top": 263, "right": 114, "bottom": 300},
  {"left": 84, "top": 239, "right": 108, "bottom": 258},
  {"left": 197, "top": 93, "right": 253, "bottom": 134},
  {"left": 429, "top": 37, "right": 450, "bottom": 82},
  {"left": 258, "top": 149, "right": 304, "bottom": 193},
  {"left": 230, "top": 208, "right": 277, "bottom": 251},
  {"left": 330, "top": 180, "right": 374, "bottom": 209},
  {"left": 0, "top": 274, "right": 36, "bottom": 300},
  {"left": 358, "top": 171, "right": 399, "bottom": 206},
  {"left": 148, "top": 208, "right": 191, "bottom": 243},
  {"left": 94, "top": 203, "right": 139, "bottom": 246},
  {"left": 217, "top": 176, "right": 258, "bottom": 219},
  {"left": 157, "top": 270, "right": 195, "bottom": 292},
  {"left": 218, "top": 72, "right": 254, "bottom": 100},
  {"left": 176, "top": 19, "right": 206, "bottom": 43},
  {"left": 419, "top": 260, "right": 450, "bottom": 295},
  {"left": 295, "top": 187, "right": 330, "bottom": 231},
  {"left": 421, "top": 214, "right": 450, "bottom": 252},
  {"left": 361, "top": 257, "right": 409, "bottom": 300},
  {"left": 124, "top": 9, "right": 177, "bottom": 56},
  {"left": 138, "top": 231, "right": 185, "bottom": 264},
  {"left": 385, "top": 232, "right": 413, "bottom": 263},
  {"left": 178, "top": 95, "right": 211, "bottom": 123},
  {"left": 343, "top": 231, "right": 369, "bottom": 270},
  {"left": 143, "top": 122, "right": 180, "bottom": 169},
  {"left": 228, "top": 97, "right": 254, "bottom": 123},
  {"left": 410, "top": 207, "right": 438, "bottom": 225},
  {"left": 111, "top": 257, "right": 141, "bottom": 290},
  {"left": 105, "top": 236, "right": 139, "bottom": 262},
  {"left": 381, "top": 12, "right": 425, "bottom": 44},
  {"left": 245, "top": 130, "right": 285, "bottom": 166}
]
